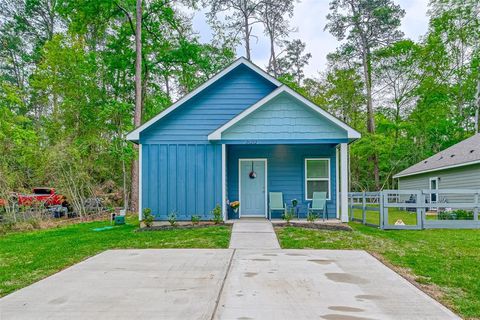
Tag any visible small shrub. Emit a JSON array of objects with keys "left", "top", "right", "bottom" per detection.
[
  {"left": 27, "top": 218, "right": 41, "bottom": 229},
  {"left": 212, "top": 204, "right": 223, "bottom": 224},
  {"left": 142, "top": 208, "right": 154, "bottom": 227},
  {"left": 439, "top": 210, "right": 473, "bottom": 220},
  {"left": 168, "top": 211, "right": 177, "bottom": 226},
  {"left": 283, "top": 208, "right": 295, "bottom": 225},
  {"left": 191, "top": 215, "right": 200, "bottom": 225},
  {"left": 307, "top": 210, "right": 317, "bottom": 223}
]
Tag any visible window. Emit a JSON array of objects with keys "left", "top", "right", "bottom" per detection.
[{"left": 305, "top": 158, "right": 330, "bottom": 200}]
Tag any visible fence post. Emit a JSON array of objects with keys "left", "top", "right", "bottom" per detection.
[
  {"left": 362, "top": 192, "right": 366, "bottom": 225},
  {"left": 474, "top": 192, "right": 479, "bottom": 221},
  {"left": 417, "top": 190, "right": 425, "bottom": 229},
  {"left": 349, "top": 194, "right": 354, "bottom": 221},
  {"left": 379, "top": 191, "right": 384, "bottom": 229}
]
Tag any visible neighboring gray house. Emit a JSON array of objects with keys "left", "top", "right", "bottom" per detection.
[{"left": 393, "top": 134, "right": 480, "bottom": 203}]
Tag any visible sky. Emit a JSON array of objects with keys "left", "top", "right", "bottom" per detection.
[{"left": 189, "top": 0, "right": 430, "bottom": 78}]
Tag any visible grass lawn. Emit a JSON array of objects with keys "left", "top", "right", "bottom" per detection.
[
  {"left": 276, "top": 223, "right": 480, "bottom": 319},
  {"left": 352, "top": 206, "right": 441, "bottom": 226},
  {"left": 0, "top": 217, "right": 231, "bottom": 297}
]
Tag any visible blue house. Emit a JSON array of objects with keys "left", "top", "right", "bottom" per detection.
[{"left": 127, "top": 58, "right": 360, "bottom": 222}]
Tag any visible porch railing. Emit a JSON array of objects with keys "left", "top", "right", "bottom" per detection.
[{"left": 348, "top": 189, "right": 480, "bottom": 230}]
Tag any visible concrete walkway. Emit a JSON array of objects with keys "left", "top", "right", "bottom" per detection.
[
  {"left": 0, "top": 249, "right": 459, "bottom": 320},
  {"left": 229, "top": 219, "right": 280, "bottom": 249}
]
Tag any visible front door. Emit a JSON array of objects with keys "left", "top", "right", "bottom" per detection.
[{"left": 239, "top": 159, "right": 266, "bottom": 217}]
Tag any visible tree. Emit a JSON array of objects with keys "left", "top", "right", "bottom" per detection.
[
  {"left": 373, "top": 40, "right": 422, "bottom": 141},
  {"left": 325, "top": 0, "right": 405, "bottom": 189},
  {"left": 207, "top": 0, "right": 263, "bottom": 60},
  {"left": 130, "top": 0, "right": 143, "bottom": 212},
  {"left": 257, "top": 0, "right": 295, "bottom": 76},
  {"left": 427, "top": 0, "right": 480, "bottom": 130},
  {"left": 277, "top": 39, "right": 312, "bottom": 85}
]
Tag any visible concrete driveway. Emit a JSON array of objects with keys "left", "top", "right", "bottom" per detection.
[{"left": 0, "top": 249, "right": 458, "bottom": 320}]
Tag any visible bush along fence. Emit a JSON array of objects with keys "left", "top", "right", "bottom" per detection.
[{"left": 349, "top": 189, "right": 480, "bottom": 230}]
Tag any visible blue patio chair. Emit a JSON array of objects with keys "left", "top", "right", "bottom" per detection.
[
  {"left": 309, "top": 192, "right": 327, "bottom": 221},
  {"left": 269, "top": 192, "right": 286, "bottom": 220}
]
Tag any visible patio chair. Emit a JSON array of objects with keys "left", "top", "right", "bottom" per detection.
[
  {"left": 309, "top": 192, "right": 327, "bottom": 221},
  {"left": 269, "top": 192, "right": 286, "bottom": 220}
]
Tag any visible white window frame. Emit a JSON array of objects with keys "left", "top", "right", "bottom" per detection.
[{"left": 305, "top": 158, "right": 331, "bottom": 201}]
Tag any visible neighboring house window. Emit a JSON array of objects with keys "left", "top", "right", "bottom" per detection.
[{"left": 305, "top": 158, "right": 330, "bottom": 200}]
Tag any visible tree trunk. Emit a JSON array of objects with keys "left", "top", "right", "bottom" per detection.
[
  {"left": 269, "top": 31, "right": 277, "bottom": 76},
  {"left": 361, "top": 48, "right": 375, "bottom": 134},
  {"left": 361, "top": 42, "right": 380, "bottom": 190},
  {"left": 475, "top": 65, "right": 480, "bottom": 133},
  {"left": 130, "top": 0, "right": 142, "bottom": 213},
  {"left": 244, "top": 13, "right": 251, "bottom": 60}
]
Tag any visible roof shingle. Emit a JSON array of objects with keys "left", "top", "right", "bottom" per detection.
[{"left": 393, "top": 133, "right": 480, "bottom": 178}]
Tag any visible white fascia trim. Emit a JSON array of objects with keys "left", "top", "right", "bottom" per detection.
[
  {"left": 208, "top": 86, "right": 361, "bottom": 140},
  {"left": 126, "top": 57, "right": 281, "bottom": 142},
  {"left": 393, "top": 159, "right": 480, "bottom": 179}
]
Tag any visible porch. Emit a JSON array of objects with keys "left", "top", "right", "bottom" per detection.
[{"left": 221, "top": 143, "right": 350, "bottom": 222}]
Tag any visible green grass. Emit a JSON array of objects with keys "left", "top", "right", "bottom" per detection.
[
  {"left": 352, "top": 207, "right": 419, "bottom": 225},
  {"left": 0, "top": 217, "right": 231, "bottom": 297},
  {"left": 276, "top": 224, "right": 480, "bottom": 319},
  {"left": 352, "top": 206, "right": 442, "bottom": 226}
]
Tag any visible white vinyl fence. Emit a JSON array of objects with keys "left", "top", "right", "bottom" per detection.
[{"left": 349, "top": 189, "right": 480, "bottom": 230}]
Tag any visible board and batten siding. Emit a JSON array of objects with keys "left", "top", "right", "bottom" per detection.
[
  {"left": 227, "top": 144, "right": 337, "bottom": 219},
  {"left": 141, "top": 144, "right": 222, "bottom": 220},
  {"left": 221, "top": 92, "right": 348, "bottom": 141},
  {"left": 139, "top": 64, "right": 277, "bottom": 219},
  {"left": 140, "top": 64, "right": 277, "bottom": 144},
  {"left": 398, "top": 163, "right": 480, "bottom": 203}
]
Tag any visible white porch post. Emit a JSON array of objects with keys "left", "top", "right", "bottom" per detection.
[
  {"left": 340, "top": 143, "right": 349, "bottom": 222},
  {"left": 221, "top": 144, "right": 227, "bottom": 221},
  {"left": 335, "top": 147, "right": 340, "bottom": 219}
]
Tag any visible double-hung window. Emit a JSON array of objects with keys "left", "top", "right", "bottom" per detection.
[{"left": 305, "top": 158, "right": 330, "bottom": 200}]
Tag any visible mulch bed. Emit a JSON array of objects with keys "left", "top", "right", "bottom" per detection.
[
  {"left": 137, "top": 222, "right": 229, "bottom": 231},
  {"left": 273, "top": 222, "right": 352, "bottom": 231}
]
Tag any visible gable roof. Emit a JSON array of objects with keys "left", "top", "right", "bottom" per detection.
[
  {"left": 393, "top": 133, "right": 480, "bottom": 178},
  {"left": 126, "top": 57, "right": 281, "bottom": 142},
  {"left": 208, "top": 85, "right": 361, "bottom": 140}
]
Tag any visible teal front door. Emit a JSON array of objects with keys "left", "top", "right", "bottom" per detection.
[{"left": 240, "top": 159, "right": 267, "bottom": 217}]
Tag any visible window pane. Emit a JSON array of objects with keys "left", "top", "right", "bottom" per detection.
[
  {"left": 307, "top": 180, "right": 329, "bottom": 199},
  {"left": 307, "top": 160, "right": 328, "bottom": 178}
]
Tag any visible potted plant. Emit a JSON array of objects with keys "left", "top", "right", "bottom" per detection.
[{"left": 230, "top": 201, "right": 240, "bottom": 214}]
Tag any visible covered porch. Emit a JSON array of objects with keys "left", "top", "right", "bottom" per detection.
[{"left": 220, "top": 143, "right": 350, "bottom": 222}]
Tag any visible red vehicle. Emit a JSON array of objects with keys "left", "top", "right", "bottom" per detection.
[{"left": 17, "top": 188, "right": 67, "bottom": 207}]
